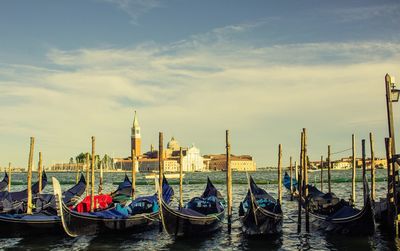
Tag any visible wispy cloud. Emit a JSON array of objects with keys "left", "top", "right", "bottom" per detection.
[{"left": 99, "top": 0, "right": 162, "bottom": 24}]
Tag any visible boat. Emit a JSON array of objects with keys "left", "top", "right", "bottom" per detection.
[
  {"left": 239, "top": 176, "right": 283, "bottom": 236},
  {"left": 52, "top": 175, "right": 174, "bottom": 237},
  {"left": 305, "top": 177, "right": 375, "bottom": 235},
  {"left": 283, "top": 172, "right": 297, "bottom": 192},
  {"left": 0, "top": 171, "right": 48, "bottom": 213},
  {"left": 0, "top": 174, "right": 86, "bottom": 237},
  {"left": 159, "top": 177, "right": 225, "bottom": 237},
  {"left": 0, "top": 172, "right": 9, "bottom": 192}
]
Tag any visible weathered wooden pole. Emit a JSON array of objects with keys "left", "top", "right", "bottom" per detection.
[
  {"left": 75, "top": 161, "right": 80, "bottom": 184},
  {"left": 8, "top": 162, "right": 11, "bottom": 192},
  {"left": 86, "top": 153, "right": 90, "bottom": 196},
  {"left": 302, "top": 128, "right": 309, "bottom": 232},
  {"left": 352, "top": 134, "right": 356, "bottom": 203},
  {"left": 328, "top": 145, "right": 331, "bottom": 193},
  {"left": 297, "top": 131, "right": 304, "bottom": 233},
  {"left": 385, "top": 137, "right": 395, "bottom": 232},
  {"left": 303, "top": 128, "right": 308, "bottom": 197},
  {"left": 159, "top": 132, "right": 164, "bottom": 199},
  {"left": 38, "top": 152, "right": 43, "bottom": 194},
  {"left": 90, "top": 136, "right": 95, "bottom": 213},
  {"left": 289, "top": 156, "right": 293, "bottom": 198},
  {"left": 27, "top": 137, "right": 35, "bottom": 215},
  {"left": 159, "top": 132, "right": 164, "bottom": 232},
  {"left": 226, "top": 130, "right": 232, "bottom": 234},
  {"left": 369, "top": 132, "right": 376, "bottom": 201},
  {"left": 320, "top": 155, "right": 323, "bottom": 192},
  {"left": 131, "top": 149, "right": 136, "bottom": 199},
  {"left": 278, "top": 144, "right": 282, "bottom": 203},
  {"left": 99, "top": 157, "right": 103, "bottom": 194},
  {"left": 295, "top": 161, "right": 298, "bottom": 182},
  {"left": 362, "top": 139, "right": 366, "bottom": 204},
  {"left": 386, "top": 138, "right": 393, "bottom": 200},
  {"left": 179, "top": 147, "right": 183, "bottom": 208}
]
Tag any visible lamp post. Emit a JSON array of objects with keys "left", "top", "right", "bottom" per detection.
[
  {"left": 385, "top": 73, "right": 400, "bottom": 155},
  {"left": 385, "top": 73, "right": 400, "bottom": 235}
]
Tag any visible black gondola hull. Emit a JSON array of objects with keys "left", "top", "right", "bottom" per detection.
[
  {"left": 0, "top": 215, "right": 62, "bottom": 237},
  {"left": 240, "top": 207, "right": 283, "bottom": 236},
  {"left": 61, "top": 203, "right": 159, "bottom": 236},
  {"left": 161, "top": 201, "right": 224, "bottom": 237},
  {"left": 309, "top": 197, "right": 375, "bottom": 235}
]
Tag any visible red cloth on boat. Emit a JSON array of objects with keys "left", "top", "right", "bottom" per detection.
[{"left": 74, "top": 194, "right": 113, "bottom": 213}]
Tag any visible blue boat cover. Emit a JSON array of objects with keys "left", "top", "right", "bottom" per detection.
[
  {"left": 283, "top": 172, "right": 298, "bottom": 191},
  {"left": 184, "top": 177, "right": 225, "bottom": 216},
  {"left": 327, "top": 205, "right": 360, "bottom": 220},
  {"left": 240, "top": 176, "right": 281, "bottom": 215}
]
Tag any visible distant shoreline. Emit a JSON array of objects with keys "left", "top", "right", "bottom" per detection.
[{"left": 0, "top": 167, "right": 387, "bottom": 173}]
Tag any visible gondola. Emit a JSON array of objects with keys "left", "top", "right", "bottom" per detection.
[
  {"left": 110, "top": 174, "right": 134, "bottom": 203},
  {"left": 0, "top": 173, "right": 86, "bottom": 237},
  {"left": 283, "top": 172, "right": 297, "bottom": 192},
  {"left": 159, "top": 177, "right": 225, "bottom": 237},
  {"left": 305, "top": 177, "right": 375, "bottom": 235},
  {"left": 0, "top": 171, "right": 48, "bottom": 213},
  {"left": 52, "top": 175, "right": 174, "bottom": 237},
  {"left": 0, "top": 172, "right": 9, "bottom": 192},
  {"left": 239, "top": 176, "right": 283, "bottom": 236}
]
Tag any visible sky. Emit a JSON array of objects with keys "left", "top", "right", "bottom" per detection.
[{"left": 1, "top": 0, "right": 400, "bottom": 169}]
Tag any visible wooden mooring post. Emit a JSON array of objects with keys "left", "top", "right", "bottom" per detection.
[
  {"left": 159, "top": 132, "right": 164, "bottom": 232},
  {"left": 289, "top": 156, "right": 293, "bottom": 200},
  {"left": 362, "top": 139, "right": 366, "bottom": 204},
  {"left": 99, "top": 156, "right": 103, "bottom": 194},
  {"left": 369, "top": 133, "right": 376, "bottom": 201},
  {"left": 303, "top": 128, "right": 309, "bottom": 232},
  {"left": 8, "top": 162, "right": 11, "bottom": 192},
  {"left": 328, "top": 145, "right": 331, "bottom": 193},
  {"left": 320, "top": 156, "right": 323, "bottom": 192},
  {"left": 297, "top": 131, "right": 304, "bottom": 233},
  {"left": 75, "top": 161, "right": 80, "bottom": 184},
  {"left": 90, "top": 136, "right": 95, "bottom": 213},
  {"left": 27, "top": 137, "right": 35, "bottom": 215},
  {"left": 38, "top": 152, "right": 43, "bottom": 194},
  {"left": 352, "top": 134, "right": 356, "bottom": 203},
  {"left": 226, "top": 130, "right": 232, "bottom": 234},
  {"left": 179, "top": 147, "right": 184, "bottom": 208},
  {"left": 86, "top": 153, "right": 90, "bottom": 196},
  {"left": 278, "top": 144, "right": 282, "bottom": 203},
  {"left": 385, "top": 137, "right": 397, "bottom": 235}
]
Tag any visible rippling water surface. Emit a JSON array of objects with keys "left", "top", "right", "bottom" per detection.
[{"left": 1, "top": 169, "right": 399, "bottom": 250}]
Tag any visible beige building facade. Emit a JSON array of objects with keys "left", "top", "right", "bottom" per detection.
[{"left": 206, "top": 154, "right": 256, "bottom": 171}]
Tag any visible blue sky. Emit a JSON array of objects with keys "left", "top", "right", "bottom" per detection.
[{"left": 1, "top": 0, "right": 400, "bottom": 168}]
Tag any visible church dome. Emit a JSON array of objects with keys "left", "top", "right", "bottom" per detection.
[{"left": 167, "top": 137, "right": 180, "bottom": 151}]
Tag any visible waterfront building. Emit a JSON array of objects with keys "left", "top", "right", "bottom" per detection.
[
  {"left": 182, "top": 144, "right": 204, "bottom": 172},
  {"left": 206, "top": 154, "right": 256, "bottom": 171}
]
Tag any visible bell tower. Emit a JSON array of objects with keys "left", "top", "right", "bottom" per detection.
[{"left": 131, "top": 111, "right": 141, "bottom": 157}]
